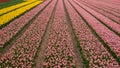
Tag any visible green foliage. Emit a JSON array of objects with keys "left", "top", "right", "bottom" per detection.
[{"left": 0, "top": 0, "right": 24, "bottom": 9}]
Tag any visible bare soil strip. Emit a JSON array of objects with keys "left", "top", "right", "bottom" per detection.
[{"left": 33, "top": 0, "right": 58, "bottom": 67}]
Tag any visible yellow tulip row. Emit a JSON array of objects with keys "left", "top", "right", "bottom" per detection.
[
  {"left": 0, "top": 0, "right": 37, "bottom": 15},
  {"left": 0, "top": 1, "right": 42, "bottom": 26}
]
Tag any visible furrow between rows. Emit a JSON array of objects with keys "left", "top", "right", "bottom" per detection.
[{"left": 33, "top": 0, "right": 58, "bottom": 67}]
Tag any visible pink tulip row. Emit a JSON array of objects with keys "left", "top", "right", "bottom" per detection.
[
  {"left": 0, "top": 0, "right": 56, "bottom": 67},
  {"left": 65, "top": 0, "right": 120, "bottom": 67},
  {"left": 74, "top": 0, "right": 120, "bottom": 36},
  {"left": 79, "top": 0, "right": 120, "bottom": 17},
  {"left": 97, "top": 0, "right": 120, "bottom": 6},
  {"left": 42, "top": 0, "right": 76, "bottom": 67},
  {"left": 90, "top": 0, "right": 120, "bottom": 14},
  {"left": 78, "top": 0, "right": 120, "bottom": 16},
  {"left": 70, "top": 0, "right": 120, "bottom": 58},
  {"left": 0, "top": 0, "right": 50, "bottom": 48},
  {"left": 77, "top": 0, "right": 120, "bottom": 24}
]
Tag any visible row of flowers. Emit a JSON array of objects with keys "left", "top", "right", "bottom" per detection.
[
  {"left": 0, "top": 0, "right": 54, "bottom": 67},
  {"left": 78, "top": 0, "right": 120, "bottom": 24},
  {"left": 0, "top": 1, "right": 42, "bottom": 27},
  {"left": 74, "top": 0, "right": 120, "bottom": 34},
  {"left": 42, "top": 0, "right": 76, "bottom": 67},
  {"left": 65, "top": 0, "right": 120, "bottom": 67},
  {"left": 71, "top": 0, "right": 120, "bottom": 63},
  {"left": 0, "top": 0, "right": 49, "bottom": 48},
  {"left": 0, "top": 0, "right": 36, "bottom": 15},
  {"left": 80, "top": 0, "right": 120, "bottom": 18},
  {"left": 73, "top": 0, "right": 120, "bottom": 59},
  {"left": 73, "top": 0, "right": 120, "bottom": 61}
]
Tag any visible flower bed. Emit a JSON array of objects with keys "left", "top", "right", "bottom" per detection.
[
  {"left": 0, "top": 0, "right": 49, "bottom": 49},
  {"left": 77, "top": 0, "right": 120, "bottom": 24},
  {"left": 0, "top": 0, "right": 36, "bottom": 15},
  {"left": 70, "top": 0, "right": 120, "bottom": 59},
  {"left": 65, "top": 0, "right": 120, "bottom": 67},
  {"left": 42, "top": 0, "right": 76, "bottom": 67},
  {"left": 0, "top": 0, "right": 55, "bottom": 67},
  {"left": 0, "top": 1, "right": 42, "bottom": 27}
]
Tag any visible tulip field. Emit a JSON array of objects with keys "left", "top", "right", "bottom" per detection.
[{"left": 0, "top": 0, "right": 120, "bottom": 68}]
